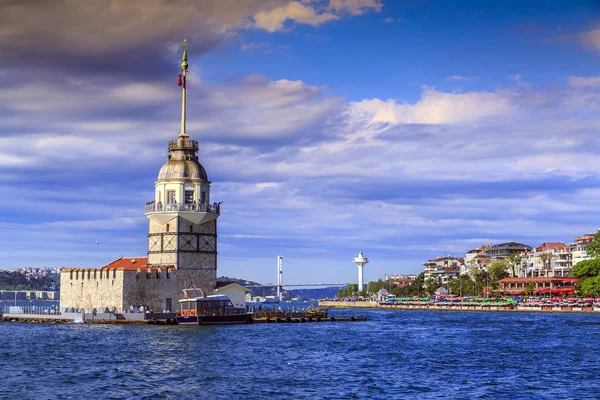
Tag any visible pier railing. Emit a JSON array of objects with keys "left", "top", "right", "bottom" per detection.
[
  {"left": 145, "top": 201, "right": 220, "bottom": 214},
  {"left": 3, "top": 305, "right": 62, "bottom": 315}
]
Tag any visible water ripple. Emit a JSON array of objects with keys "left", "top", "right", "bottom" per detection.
[{"left": 1, "top": 310, "right": 600, "bottom": 399}]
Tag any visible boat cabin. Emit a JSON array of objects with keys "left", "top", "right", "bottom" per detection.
[{"left": 179, "top": 294, "right": 247, "bottom": 317}]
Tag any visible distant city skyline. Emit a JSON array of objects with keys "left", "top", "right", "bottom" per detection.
[{"left": 1, "top": 1, "right": 599, "bottom": 284}]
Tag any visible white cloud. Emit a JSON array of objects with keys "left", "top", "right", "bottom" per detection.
[
  {"left": 350, "top": 86, "right": 516, "bottom": 125},
  {"left": 581, "top": 28, "right": 600, "bottom": 50},
  {"left": 329, "top": 0, "right": 383, "bottom": 15},
  {"left": 253, "top": 2, "right": 338, "bottom": 32},
  {"left": 447, "top": 75, "right": 478, "bottom": 81},
  {"left": 567, "top": 76, "right": 600, "bottom": 88}
]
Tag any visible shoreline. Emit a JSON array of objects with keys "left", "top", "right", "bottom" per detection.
[{"left": 319, "top": 301, "right": 600, "bottom": 314}]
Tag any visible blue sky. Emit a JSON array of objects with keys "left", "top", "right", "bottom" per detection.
[{"left": 0, "top": 0, "right": 599, "bottom": 285}]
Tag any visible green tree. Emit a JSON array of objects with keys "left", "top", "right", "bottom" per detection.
[
  {"left": 578, "top": 276, "right": 600, "bottom": 297},
  {"left": 337, "top": 283, "right": 358, "bottom": 297},
  {"left": 572, "top": 259, "right": 600, "bottom": 279},
  {"left": 506, "top": 254, "right": 522, "bottom": 277},
  {"left": 447, "top": 274, "right": 475, "bottom": 297},
  {"left": 488, "top": 259, "right": 508, "bottom": 281},
  {"left": 585, "top": 230, "right": 600, "bottom": 259},
  {"left": 424, "top": 278, "right": 439, "bottom": 296},
  {"left": 524, "top": 283, "right": 535, "bottom": 296}
]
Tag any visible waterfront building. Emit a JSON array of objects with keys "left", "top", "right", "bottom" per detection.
[
  {"left": 60, "top": 41, "right": 220, "bottom": 313},
  {"left": 523, "top": 242, "right": 571, "bottom": 277},
  {"left": 485, "top": 242, "right": 532, "bottom": 261},
  {"left": 498, "top": 277, "right": 577, "bottom": 296},
  {"left": 215, "top": 282, "right": 250, "bottom": 307},
  {"left": 572, "top": 233, "right": 595, "bottom": 266},
  {"left": 463, "top": 245, "right": 491, "bottom": 274},
  {"left": 423, "top": 256, "right": 463, "bottom": 284},
  {"left": 385, "top": 274, "right": 417, "bottom": 287}
]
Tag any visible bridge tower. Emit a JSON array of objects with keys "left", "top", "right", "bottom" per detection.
[
  {"left": 353, "top": 251, "right": 369, "bottom": 292},
  {"left": 276, "top": 256, "right": 283, "bottom": 301}
]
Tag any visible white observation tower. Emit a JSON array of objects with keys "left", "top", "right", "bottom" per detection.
[{"left": 353, "top": 251, "right": 369, "bottom": 292}]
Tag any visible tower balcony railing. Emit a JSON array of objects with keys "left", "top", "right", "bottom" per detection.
[
  {"left": 168, "top": 139, "right": 199, "bottom": 151},
  {"left": 145, "top": 201, "right": 220, "bottom": 214}
]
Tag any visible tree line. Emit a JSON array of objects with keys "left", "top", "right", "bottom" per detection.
[{"left": 0, "top": 271, "right": 60, "bottom": 291}]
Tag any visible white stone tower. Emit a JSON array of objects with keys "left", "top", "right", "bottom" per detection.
[
  {"left": 145, "top": 39, "right": 220, "bottom": 294},
  {"left": 353, "top": 251, "right": 369, "bottom": 292}
]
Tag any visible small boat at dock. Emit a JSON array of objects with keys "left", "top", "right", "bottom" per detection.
[{"left": 176, "top": 290, "right": 252, "bottom": 325}]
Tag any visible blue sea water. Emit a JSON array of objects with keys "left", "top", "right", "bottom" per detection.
[{"left": 1, "top": 309, "right": 599, "bottom": 399}]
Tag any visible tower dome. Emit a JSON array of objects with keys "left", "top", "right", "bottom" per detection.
[{"left": 157, "top": 136, "right": 208, "bottom": 182}]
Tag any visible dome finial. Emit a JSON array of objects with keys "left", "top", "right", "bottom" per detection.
[
  {"left": 181, "top": 39, "right": 188, "bottom": 71},
  {"left": 180, "top": 39, "right": 188, "bottom": 137}
]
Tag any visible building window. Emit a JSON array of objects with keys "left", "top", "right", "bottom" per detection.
[
  {"left": 167, "top": 190, "right": 176, "bottom": 204},
  {"left": 87, "top": 270, "right": 91, "bottom": 280},
  {"left": 76, "top": 271, "right": 79, "bottom": 280},
  {"left": 70, "top": 271, "right": 73, "bottom": 280},
  {"left": 185, "top": 191, "right": 194, "bottom": 204},
  {"left": 189, "top": 225, "right": 193, "bottom": 232},
  {"left": 166, "top": 223, "right": 170, "bottom": 232},
  {"left": 201, "top": 191, "right": 206, "bottom": 204},
  {"left": 113, "top": 269, "right": 116, "bottom": 279}
]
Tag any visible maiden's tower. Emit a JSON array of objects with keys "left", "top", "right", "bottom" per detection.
[{"left": 60, "top": 41, "right": 219, "bottom": 313}]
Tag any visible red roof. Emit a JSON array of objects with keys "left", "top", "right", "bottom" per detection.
[
  {"left": 535, "top": 242, "right": 566, "bottom": 252},
  {"left": 500, "top": 277, "right": 579, "bottom": 283},
  {"left": 62, "top": 257, "right": 175, "bottom": 273}
]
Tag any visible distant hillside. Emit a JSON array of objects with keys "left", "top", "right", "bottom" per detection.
[
  {"left": 0, "top": 271, "right": 60, "bottom": 291},
  {"left": 217, "top": 276, "right": 262, "bottom": 287}
]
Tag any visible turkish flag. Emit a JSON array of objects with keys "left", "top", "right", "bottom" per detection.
[{"left": 178, "top": 74, "right": 182, "bottom": 86}]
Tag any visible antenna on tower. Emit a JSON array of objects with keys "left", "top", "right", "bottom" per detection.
[{"left": 180, "top": 38, "right": 188, "bottom": 137}]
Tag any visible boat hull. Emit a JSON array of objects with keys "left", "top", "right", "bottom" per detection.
[{"left": 176, "top": 314, "right": 252, "bottom": 325}]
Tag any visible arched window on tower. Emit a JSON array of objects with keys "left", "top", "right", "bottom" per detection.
[{"left": 166, "top": 223, "right": 170, "bottom": 232}]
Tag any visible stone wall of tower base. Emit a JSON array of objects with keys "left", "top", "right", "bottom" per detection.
[
  {"left": 60, "top": 269, "right": 216, "bottom": 313},
  {"left": 60, "top": 271, "right": 126, "bottom": 312}
]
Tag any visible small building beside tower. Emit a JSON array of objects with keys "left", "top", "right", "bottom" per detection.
[{"left": 60, "top": 40, "right": 220, "bottom": 313}]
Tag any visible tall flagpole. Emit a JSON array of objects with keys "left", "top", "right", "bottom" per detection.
[{"left": 180, "top": 39, "right": 188, "bottom": 137}]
